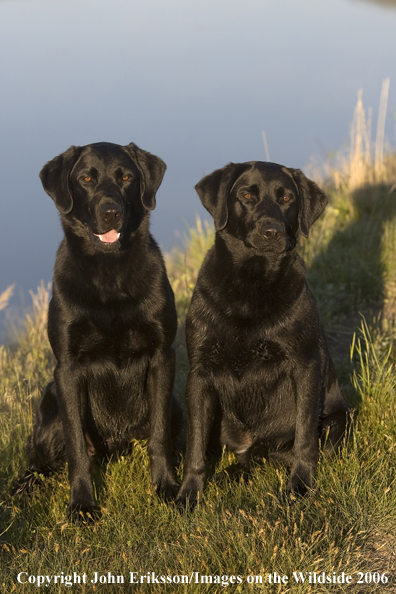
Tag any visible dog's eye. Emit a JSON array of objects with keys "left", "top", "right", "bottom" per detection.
[
  {"left": 242, "top": 193, "right": 252, "bottom": 200},
  {"left": 122, "top": 175, "right": 130, "bottom": 181},
  {"left": 83, "top": 176, "right": 92, "bottom": 182},
  {"left": 283, "top": 195, "right": 291, "bottom": 202}
]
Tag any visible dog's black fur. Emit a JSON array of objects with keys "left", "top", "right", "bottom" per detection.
[
  {"left": 16, "top": 142, "right": 180, "bottom": 521},
  {"left": 176, "top": 161, "right": 350, "bottom": 506}
]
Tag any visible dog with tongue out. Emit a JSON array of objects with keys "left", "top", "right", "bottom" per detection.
[{"left": 14, "top": 142, "right": 181, "bottom": 523}]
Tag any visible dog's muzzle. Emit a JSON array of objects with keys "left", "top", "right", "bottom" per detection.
[
  {"left": 260, "top": 223, "right": 285, "bottom": 241},
  {"left": 255, "top": 221, "right": 293, "bottom": 253},
  {"left": 93, "top": 202, "right": 123, "bottom": 243}
]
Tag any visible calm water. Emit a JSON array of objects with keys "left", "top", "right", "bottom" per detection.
[{"left": 0, "top": 0, "right": 395, "bottom": 335}]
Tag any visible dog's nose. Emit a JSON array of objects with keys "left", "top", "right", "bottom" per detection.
[
  {"left": 260, "top": 223, "right": 284, "bottom": 240},
  {"left": 99, "top": 203, "right": 122, "bottom": 227}
]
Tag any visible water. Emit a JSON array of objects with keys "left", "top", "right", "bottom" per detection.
[{"left": 0, "top": 0, "right": 395, "bottom": 335}]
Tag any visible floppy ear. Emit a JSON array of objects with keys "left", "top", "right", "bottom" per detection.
[
  {"left": 124, "top": 143, "right": 166, "bottom": 210},
  {"left": 195, "top": 163, "right": 247, "bottom": 230},
  {"left": 288, "top": 168, "right": 328, "bottom": 238},
  {"left": 39, "top": 145, "right": 82, "bottom": 214}
]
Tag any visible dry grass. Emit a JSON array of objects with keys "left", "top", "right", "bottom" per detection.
[
  {"left": 165, "top": 215, "right": 214, "bottom": 322},
  {"left": 307, "top": 78, "right": 394, "bottom": 192},
  {"left": 0, "top": 285, "right": 14, "bottom": 312}
]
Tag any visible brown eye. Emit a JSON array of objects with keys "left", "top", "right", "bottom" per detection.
[
  {"left": 283, "top": 195, "right": 291, "bottom": 202},
  {"left": 122, "top": 175, "right": 130, "bottom": 181},
  {"left": 243, "top": 193, "right": 252, "bottom": 200},
  {"left": 83, "top": 176, "right": 91, "bottom": 182}
]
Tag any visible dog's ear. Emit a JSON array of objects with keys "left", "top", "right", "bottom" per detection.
[
  {"left": 39, "top": 146, "right": 82, "bottom": 214},
  {"left": 195, "top": 163, "right": 246, "bottom": 230},
  {"left": 288, "top": 168, "right": 328, "bottom": 238},
  {"left": 124, "top": 143, "right": 166, "bottom": 210}
]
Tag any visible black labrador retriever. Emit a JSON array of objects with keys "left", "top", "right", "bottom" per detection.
[
  {"left": 176, "top": 161, "right": 350, "bottom": 506},
  {"left": 15, "top": 142, "right": 180, "bottom": 521}
]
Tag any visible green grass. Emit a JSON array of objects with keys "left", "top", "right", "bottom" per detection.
[{"left": 2, "top": 176, "right": 396, "bottom": 592}]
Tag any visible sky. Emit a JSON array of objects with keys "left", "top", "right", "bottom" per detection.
[{"left": 0, "top": 0, "right": 395, "bottom": 327}]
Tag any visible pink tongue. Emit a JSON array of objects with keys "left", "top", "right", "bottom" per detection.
[{"left": 99, "top": 229, "right": 119, "bottom": 243}]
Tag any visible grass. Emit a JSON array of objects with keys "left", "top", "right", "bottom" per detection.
[
  {"left": 165, "top": 215, "right": 214, "bottom": 324},
  {"left": 2, "top": 181, "right": 396, "bottom": 593},
  {"left": 2, "top": 95, "right": 396, "bottom": 591}
]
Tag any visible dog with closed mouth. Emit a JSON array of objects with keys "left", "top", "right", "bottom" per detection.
[
  {"left": 15, "top": 142, "right": 180, "bottom": 521},
  {"left": 176, "top": 161, "right": 350, "bottom": 507}
]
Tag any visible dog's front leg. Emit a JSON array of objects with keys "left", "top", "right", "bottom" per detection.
[
  {"left": 288, "top": 360, "right": 321, "bottom": 495},
  {"left": 54, "top": 365, "right": 99, "bottom": 522},
  {"left": 147, "top": 348, "right": 179, "bottom": 501},
  {"left": 176, "top": 373, "right": 216, "bottom": 508}
]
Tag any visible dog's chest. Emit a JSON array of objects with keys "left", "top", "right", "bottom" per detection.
[
  {"left": 69, "top": 315, "right": 157, "bottom": 366},
  {"left": 202, "top": 333, "right": 296, "bottom": 435},
  {"left": 203, "top": 335, "right": 285, "bottom": 380}
]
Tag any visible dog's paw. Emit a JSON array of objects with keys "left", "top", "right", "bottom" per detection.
[
  {"left": 288, "top": 462, "right": 315, "bottom": 497},
  {"left": 213, "top": 463, "right": 250, "bottom": 485},
  {"left": 175, "top": 478, "right": 204, "bottom": 511},
  {"left": 152, "top": 477, "right": 179, "bottom": 502},
  {"left": 11, "top": 472, "right": 44, "bottom": 496},
  {"left": 67, "top": 502, "right": 101, "bottom": 525}
]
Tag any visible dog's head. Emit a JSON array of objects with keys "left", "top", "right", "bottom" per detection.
[
  {"left": 195, "top": 161, "right": 328, "bottom": 254},
  {"left": 40, "top": 142, "right": 166, "bottom": 251}
]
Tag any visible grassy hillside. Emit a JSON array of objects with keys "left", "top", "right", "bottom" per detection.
[{"left": 1, "top": 170, "right": 396, "bottom": 592}]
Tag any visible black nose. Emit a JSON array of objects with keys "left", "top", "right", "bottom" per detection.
[
  {"left": 99, "top": 203, "right": 122, "bottom": 227},
  {"left": 260, "top": 223, "right": 284, "bottom": 240}
]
